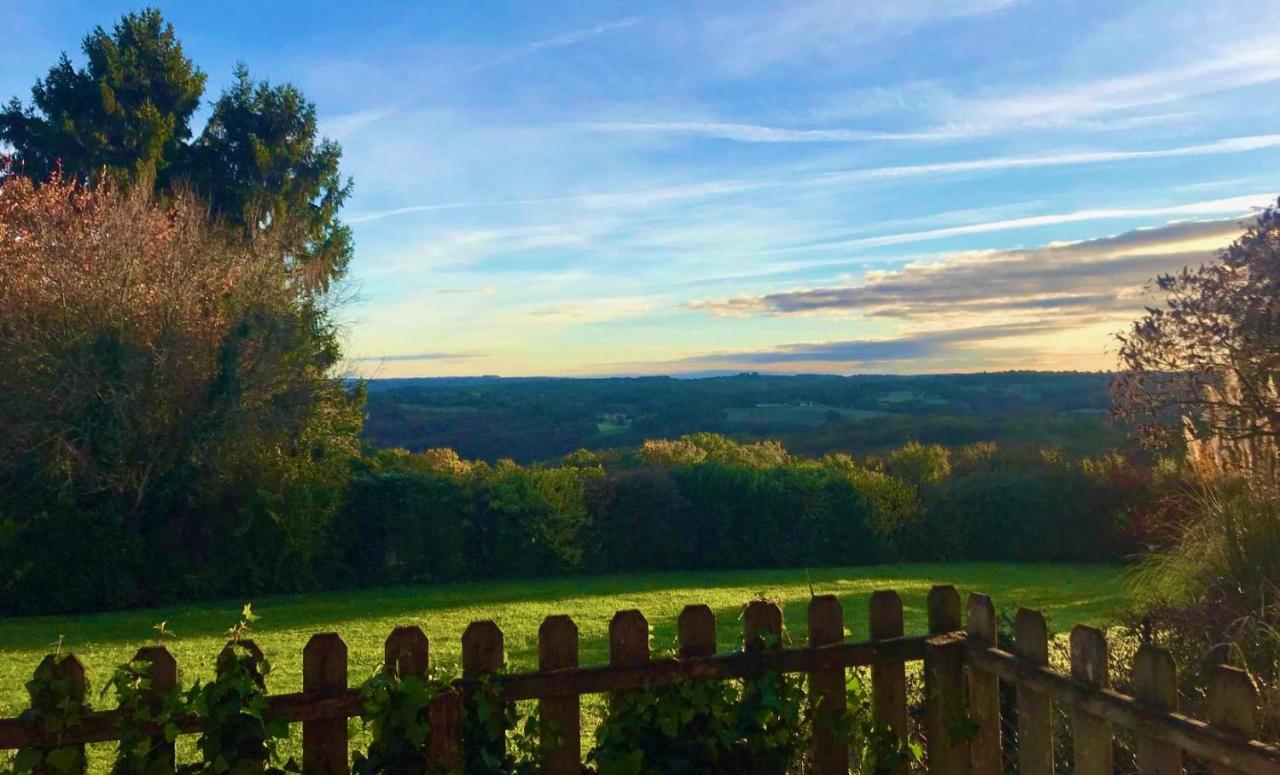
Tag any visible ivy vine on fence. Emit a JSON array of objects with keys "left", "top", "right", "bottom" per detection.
[
  {"left": 0, "top": 597, "right": 940, "bottom": 775},
  {"left": 105, "top": 652, "right": 184, "bottom": 775},
  {"left": 353, "top": 662, "right": 448, "bottom": 774},
  {"left": 182, "top": 607, "right": 294, "bottom": 774},
  {"left": 12, "top": 652, "right": 89, "bottom": 775}
]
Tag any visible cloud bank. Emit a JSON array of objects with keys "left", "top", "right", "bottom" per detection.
[{"left": 691, "top": 217, "right": 1249, "bottom": 322}]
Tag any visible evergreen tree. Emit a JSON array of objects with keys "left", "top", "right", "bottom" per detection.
[
  {"left": 182, "top": 66, "right": 353, "bottom": 291},
  {"left": 0, "top": 8, "right": 205, "bottom": 186},
  {"left": 1, "top": 9, "right": 351, "bottom": 291}
]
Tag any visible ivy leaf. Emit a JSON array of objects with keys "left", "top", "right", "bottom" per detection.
[{"left": 46, "top": 747, "right": 81, "bottom": 773}]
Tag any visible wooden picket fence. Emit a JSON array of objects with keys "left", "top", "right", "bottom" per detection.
[{"left": 1, "top": 585, "right": 1278, "bottom": 773}]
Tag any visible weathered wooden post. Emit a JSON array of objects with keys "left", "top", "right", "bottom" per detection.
[
  {"left": 302, "top": 633, "right": 348, "bottom": 774},
  {"left": 1014, "top": 608, "right": 1053, "bottom": 774},
  {"left": 462, "top": 620, "right": 506, "bottom": 768},
  {"left": 871, "top": 590, "right": 909, "bottom": 744},
  {"left": 427, "top": 691, "right": 463, "bottom": 771},
  {"left": 24, "top": 654, "right": 88, "bottom": 773},
  {"left": 538, "top": 615, "right": 580, "bottom": 774},
  {"left": 1132, "top": 644, "right": 1180, "bottom": 775},
  {"left": 608, "top": 609, "right": 650, "bottom": 688},
  {"left": 678, "top": 604, "right": 716, "bottom": 658},
  {"left": 744, "top": 599, "right": 785, "bottom": 775},
  {"left": 966, "top": 593, "right": 1001, "bottom": 775},
  {"left": 926, "top": 585, "right": 970, "bottom": 775},
  {"left": 1208, "top": 664, "right": 1259, "bottom": 775},
  {"left": 808, "top": 594, "right": 848, "bottom": 774},
  {"left": 1070, "top": 625, "right": 1112, "bottom": 775},
  {"left": 133, "top": 645, "right": 178, "bottom": 771},
  {"left": 384, "top": 625, "right": 428, "bottom": 676}
]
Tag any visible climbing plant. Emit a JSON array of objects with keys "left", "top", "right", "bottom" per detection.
[
  {"left": 105, "top": 655, "right": 184, "bottom": 775},
  {"left": 353, "top": 664, "right": 451, "bottom": 775},
  {"left": 587, "top": 665, "right": 809, "bottom": 774},
  {"left": 840, "top": 671, "right": 922, "bottom": 774},
  {"left": 12, "top": 651, "right": 89, "bottom": 775},
  {"left": 181, "top": 606, "right": 293, "bottom": 773}
]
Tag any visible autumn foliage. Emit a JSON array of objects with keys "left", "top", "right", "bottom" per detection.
[
  {"left": 0, "top": 171, "right": 361, "bottom": 611},
  {"left": 1114, "top": 200, "right": 1280, "bottom": 483}
]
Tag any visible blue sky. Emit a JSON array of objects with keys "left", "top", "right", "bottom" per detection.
[{"left": 6, "top": 1, "right": 1280, "bottom": 376}]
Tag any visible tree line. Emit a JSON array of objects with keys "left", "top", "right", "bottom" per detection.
[{"left": 3, "top": 424, "right": 1167, "bottom": 613}]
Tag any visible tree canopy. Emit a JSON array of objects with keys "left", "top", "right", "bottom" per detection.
[
  {"left": 0, "top": 8, "right": 362, "bottom": 612},
  {"left": 0, "top": 7, "right": 352, "bottom": 291},
  {"left": 1114, "top": 201, "right": 1280, "bottom": 483},
  {"left": 0, "top": 9, "right": 205, "bottom": 186},
  {"left": 181, "top": 66, "right": 353, "bottom": 291}
]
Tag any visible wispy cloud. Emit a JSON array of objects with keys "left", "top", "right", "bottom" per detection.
[
  {"left": 592, "top": 34, "right": 1280, "bottom": 146},
  {"left": 700, "top": 0, "right": 1020, "bottom": 74},
  {"left": 349, "top": 351, "right": 489, "bottom": 362},
  {"left": 764, "top": 193, "right": 1274, "bottom": 255},
  {"left": 576, "top": 113, "right": 1185, "bottom": 144},
  {"left": 526, "top": 297, "right": 655, "bottom": 324},
  {"left": 320, "top": 109, "right": 389, "bottom": 141},
  {"left": 806, "top": 136, "right": 1280, "bottom": 187},
  {"left": 470, "top": 15, "right": 646, "bottom": 72},
  {"left": 347, "top": 135, "right": 1280, "bottom": 224},
  {"left": 598, "top": 321, "right": 1059, "bottom": 376},
  {"left": 346, "top": 179, "right": 768, "bottom": 224},
  {"left": 941, "top": 41, "right": 1280, "bottom": 132},
  {"left": 526, "top": 16, "right": 644, "bottom": 52},
  {"left": 576, "top": 120, "right": 951, "bottom": 143},
  {"left": 676, "top": 321, "right": 1057, "bottom": 365}
]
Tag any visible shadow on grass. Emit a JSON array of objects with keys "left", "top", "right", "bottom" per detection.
[{"left": 0, "top": 562, "right": 1127, "bottom": 652}]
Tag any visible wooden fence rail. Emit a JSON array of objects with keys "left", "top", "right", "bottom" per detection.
[{"left": 1, "top": 585, "right": 1277, "bottom": 773}]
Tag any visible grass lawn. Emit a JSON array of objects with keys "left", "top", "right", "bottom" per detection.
[{"left": 0, "top": 562, "right": 1128, "bottom": 767}]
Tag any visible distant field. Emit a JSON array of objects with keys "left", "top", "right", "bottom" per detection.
[
  {"left": 0, "top": 563, "right": 1127, "bottom": 767},
  {"left": 725, "top": 403, "right": 888, "bottom": 427}
]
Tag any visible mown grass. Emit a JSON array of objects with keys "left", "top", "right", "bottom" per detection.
[{"left": 0, "top": 562, "right": 1127, "bottom": 768}]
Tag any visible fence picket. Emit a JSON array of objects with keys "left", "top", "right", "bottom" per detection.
[
  {"left": 928, "top": 584, "right": 962, "bottom": 635},
  {"left": 383, "top": 625, "right": 428, "bottom": 676},
  {"left": 808, "top": 595, "right": 848, "bottom": 774},
  {"left": 678, "top": 604, "right": 716, "bottom": 658},
  {"left": 744, "top": 599, "right": 783, "bottom": 651},
  {"left": 302, "top": 633, "right": 348, "bottom": 775},
  {"left": 925, "top": 585, "right": 968, "bottom": 775},
  {"left": 1070, "top": 625, "right": 1113, "bottom": 775},
  {"left": 743, "top": 599, "right": 785, "bottom": 775},
  {"left": 427, "top": 690, "right": 464, "bottom": 773},
  {"left": 870, "top": 590, "right": 908, "bottom": 740},
  {"left": 1132, "top": 645, "right": 1180, "bottom": 775},
  {"left": 462, "top": 620, "right": 506, "bottom": 767},
  {"left": 609, "top": 609, "right": 650, "bottom": 668},
  {"left": 1014, "top": 608, "right": 1054, "bottom": 775},
  {"left": 133, "top": 645, "right": 177, "bottom": 771},
  {"left": 28, "top": 654, "right": 87, "bottom": 770},
  {"left": 538, "top": 615, "right": 580, "bottom": 774},
  {"left": 608, "top": 609, "right": 650, "bottom": 715},
  {"left": 966, "top": 594, "right": 1001, "bottom": 775},
  {"left": 1208, "top": 664, "right": 1258, "bottom": 775}
]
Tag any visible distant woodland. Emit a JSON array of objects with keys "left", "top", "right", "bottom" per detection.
[{"left": 361, "top": 371, "right": 1124, "bottom": 462}]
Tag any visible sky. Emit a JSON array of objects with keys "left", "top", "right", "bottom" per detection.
[{"left": 5, "top": 1, "right": 1280, "bottom": 377}]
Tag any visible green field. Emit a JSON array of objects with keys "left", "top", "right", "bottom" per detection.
[
  {"left": 725, "top": 403, "right": 889, "bottom": 427},
  {"left": 0, "top": 563, "right": 1127, "bottom": 767}
]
